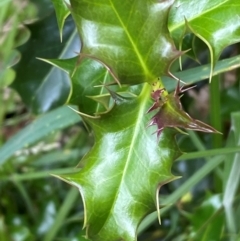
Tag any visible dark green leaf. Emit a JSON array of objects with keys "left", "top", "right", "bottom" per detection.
[
  {"left": 70, "top": 0, "right": 180, "bottom": 85},
  {"left": 168, "top": 0, "right": 240, "bottom": 78},
  {"left": 51, "top": 0, "right": 71, "bottom": 41},
  {"left": 57, "top": 84, "right": 181, "bottom": 241},
  {"left": 41, "top": 57, "right": 113, "bottom": 115},
  {"left": 12, "top": 13, "right": 77, "bottom": 113},
  {"left": 162, "top": 55, "right": 240, "bottom": 91}
]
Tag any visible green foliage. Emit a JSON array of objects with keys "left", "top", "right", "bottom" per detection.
[
  {"left": 40, "top": 57, "right": 113, "bottom": 115},
  {"left": 0, "top": 0, "right": 36, "bottom": 87},
  {"left": 187, "top": 194, "right": 224, "bottom": 240},
  {"left": 11, "top": 14, "right": 76, "bottom": 113},
  {"left": 70, "top": 0, "right": 180, "bottom": 85},
  {"left": 58, "top": 85, "right": 180, "bottom": 240},
  {"left": 0, "top": 106, "right": 81, "bottom": 165},
  {"left": 1, "top": 0, "right": 240, "bottom": 241},
  {"left": 51, "top": 0, "right": 70, "bottom": 41},
  {"left": 168, "top": 0, "right": 240, "bottom": 77}
]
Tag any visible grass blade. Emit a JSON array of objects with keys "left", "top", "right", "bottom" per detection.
[{"left": 0, "top": 106, "right": 81, "bottom": 165}]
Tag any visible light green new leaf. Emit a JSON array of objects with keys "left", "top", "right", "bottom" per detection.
[
  {"left": 168, "top": 0, "right": 240, "bottom": 78},
  {"left": 70, "top": 0, "right": 180, "bottom": 85},
  {"left": 51, "top": 0, "right": 71, "bottom": 42},
  {"left": 57, "top": 84, "right": 181, "bottom": 241},
  {"left": 0, "top": 3, "right": 30, "bottom": 87}
]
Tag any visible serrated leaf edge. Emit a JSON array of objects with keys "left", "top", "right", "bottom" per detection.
[
  {"left": 51, "top": 173, "right": 88, "bottom": 229},
  {"left": 184, "top": 19, "right": 215, "bottom": 82}
]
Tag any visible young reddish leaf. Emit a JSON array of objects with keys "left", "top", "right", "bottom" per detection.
[{"left": 148, "top": 81, "right": 220, "bottom": 137}]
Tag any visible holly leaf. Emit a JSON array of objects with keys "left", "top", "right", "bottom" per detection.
[
  {"left": 168, "top": 0, "right": 240, "bottom": 79},
  {"left": 70, "top": 0, "right": 180, "bottom": 85},
  {"left": 51, "top": 0, "right": 71, "bottom": 41},
  {"left": 12, "top": 13, "right": 76, "bottom": 114},
  {"left": 56, "top": 84, "right": 181, "bottom": 241},
  {"left": 41, "top": 57, "right": 114, "bottom": 115}
]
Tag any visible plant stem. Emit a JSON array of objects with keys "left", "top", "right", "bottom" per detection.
[
  {"left": 43, "top": 187, "right": 79, "bottom": 241},
  {"left": 210, "top": 75, "right": 223, "bottom": 192},
  {"left": 210, "top": 75, "right": 222, "bottom": 148}
]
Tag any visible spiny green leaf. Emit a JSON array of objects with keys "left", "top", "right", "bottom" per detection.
[
  {"left": 70, "top": 0, "right": 180, "bottom": 85},
  {"left": 57, "top": 84, "right": 181, "bottom": 241},
  {"left": 51, "top": 0, "right": 71, "bottom": 42},
  {"left": 12, "top": 14, "right": 76, "bottom": 113},
  {"left": 42, "top": 57, "right": 113, "bottom": 114},
  {"left": 163, "top": 55, "right": 240, "bottom": 91},
  {"left": 168, "top": 0, "right": 240, "bottom": 79},
  {"left": 178, "top": 33, "right": 208, "bottom": 64},
  {"left": 39, "top": 54, "right": 240, "bottom": 115}
]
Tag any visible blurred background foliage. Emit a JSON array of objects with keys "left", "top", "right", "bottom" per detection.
[{"left": 0, "top": 0, "right": 240, "bottom": 240}]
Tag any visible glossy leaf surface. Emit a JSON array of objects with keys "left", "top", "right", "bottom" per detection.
[
  {"left": 70, "top": 0, "right": 180, "bottom": 84},
  {"left": 12, "top": 13, "right": 77, "bottom": 114},
  {"left": 58, "top": 84, "right": 181, "bottom": 241},
  {"left": 51, "top": 0, "right": 70, "bottom": 41},
  {"left": 42, "top": 57, "right": 113, "bottom": 115},
  {"left": 168, "top": 0, "right": 240, "bottom": 76},
  {"left": 39, "top": 53, "right": 240, "bottom": 118}
]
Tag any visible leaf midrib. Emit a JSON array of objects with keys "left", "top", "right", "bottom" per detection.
[
  {"left": 109, "top": 0, "right": 151, "bottom": 78},
  {"left": 97, "top": 83, "right": 150, "bottom": 235}
]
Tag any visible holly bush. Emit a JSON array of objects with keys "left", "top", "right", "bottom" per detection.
[{"left": 1, "top": 0, "right": 240, "bottom": 240}]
